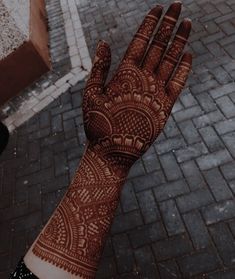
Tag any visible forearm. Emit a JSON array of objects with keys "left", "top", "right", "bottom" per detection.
[{"left": 24, "top": 144, "right": 127, "bottom": 279}]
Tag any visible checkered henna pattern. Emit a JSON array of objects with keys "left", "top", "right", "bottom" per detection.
[{"left": 32, "top": 2, "right": 192, "bottom": 278}]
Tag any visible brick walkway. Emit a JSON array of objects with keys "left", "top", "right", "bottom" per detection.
[{"left": 1, "top": 0, "right": 235, "bottom": 278}]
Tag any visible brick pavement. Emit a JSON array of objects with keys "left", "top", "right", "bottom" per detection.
[{"left": 1, "top": 0, "right": 235, "bottom": 278}]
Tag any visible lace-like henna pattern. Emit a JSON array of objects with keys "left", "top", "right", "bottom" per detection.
[
  {"left": 123, "top": 5, "right": 162, "bottom": 64},
  {"left": 143, "top": 2, "right": 181, "bottom": 72},
  {"left": 32, "top": 2, "right": 192, "bottom": 278}
]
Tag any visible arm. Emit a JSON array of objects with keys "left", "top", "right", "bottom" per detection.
[
  {"left": 23, "top": 1, "right": 192, "bottom": 278},
  {"left": 24, "top": 143, "right": 127, "bottom": 279}
]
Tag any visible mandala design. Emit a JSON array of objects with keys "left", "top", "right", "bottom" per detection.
[{"left": 32, "top": 2, "right": 192, "bottom": 278}]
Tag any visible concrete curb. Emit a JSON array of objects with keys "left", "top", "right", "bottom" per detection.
[{"left": 3, "top": 0, "right": 91, "bottom": 132}]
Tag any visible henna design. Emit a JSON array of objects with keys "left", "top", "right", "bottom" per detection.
[
  {"left": 156, "top": 19, "right": 191, "bottom": 82},
  {"left": 32, "top": 2, "right": 192, "bottom": 278},
  {"left": 123, "top": 5, "right": 163, "bottom": 64},
  {"left": 143, "top": 2, "right": 181, "bottom": 72}
]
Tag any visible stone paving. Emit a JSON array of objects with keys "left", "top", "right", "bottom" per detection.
[
  {"left": 0, "top": 0, "right": 91, "bottom": 132},
  {"left": 0, "top": 0, "right": 235, "bottom": 278}
]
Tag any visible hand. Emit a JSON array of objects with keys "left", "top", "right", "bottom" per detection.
[{"left": 83, "top": 1, "right": 192, "bottom": 176}]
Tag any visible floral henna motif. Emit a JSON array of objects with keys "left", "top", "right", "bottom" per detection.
[{"left": 32, "top": 2, "right": 192, "bottom": 278}]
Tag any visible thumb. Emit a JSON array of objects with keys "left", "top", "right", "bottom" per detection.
[{"left": 86, "top": 40, "right": 111, "bottom": 89}]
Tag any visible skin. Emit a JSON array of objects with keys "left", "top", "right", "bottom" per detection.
[{"left": 24, "top": 2, "right": 192, "bottom": 278}]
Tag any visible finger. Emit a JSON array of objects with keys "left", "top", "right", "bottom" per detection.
[
  {"left": 142, "top": 1, "right": 182, "bottom": 72},
  {"left": 122, "top": 5, "right": 163, "bottom": 65},
  {"left": 83, "top": 41, "right": 111, "bottom": 113},
  {"left": 166, "top": 52, "right": 192, "bottom": 103},
  {"left": 156, "top": 19, "right": 191, "bottom": 82},
  {"left": 86, "top": 40, "right": 111, "bottom": 89}
]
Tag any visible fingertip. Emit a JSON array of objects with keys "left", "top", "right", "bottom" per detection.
[
  {"left": 171, "top": 1, "right": 182, "bottom": 11},
  {"left": 176, "top": 18, "right": 192, "bottom": 38},
  {"left": 182, "top": 18, "right": 192, "bottom": 29},
  {"left": 95, "top": 39, "right": 111, "bottom": 61},
  {"left": 165, "top": 1, "right": 182, "bottom": 21},
  {"left": 149, "top": 4, "right": 163, "bottom": 18},
  {"left": 97, "top": 40, "right": 110, "bottom": 51}
]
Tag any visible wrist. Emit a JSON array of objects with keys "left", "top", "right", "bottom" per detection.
[
  {"left": 79, "top": 141, "right": 133, "bottom": 181},
  {"left": 83, "top": 133, "right": 147, "bottom": 180}
]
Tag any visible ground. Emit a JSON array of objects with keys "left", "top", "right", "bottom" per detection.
[{"left": 1, "top": 0, "right": 235, "bottom": 278}]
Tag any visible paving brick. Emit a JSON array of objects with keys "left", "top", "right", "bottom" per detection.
[
  {"left": 173, "top": 106, "right": 204, "bottom": 122},
  {"left": 180, "top": 160, "right": 206, "bottom": 190},
  {"left": 196, "top": 149, "right": 233, "bottom": 170},
  {"left": 159, "top": 199, "right": 185, "bottom": 236},
  {"left": 216, "top": 3, "right": 232, "bottom": 14},
  {"left": 193, "top": 110, "right": 225, "bottom": 129},
  {"left": 183, "top": 211, "right": 211, "bottom": 249},
  {"left": 203, "top": 168, "right": 233, "bottom": 201},
  {"left": 154, "top": 179, "right": 189, "bottom": 202},
  {"left": 158, "top": 260, "right": 181, "bottom": 279},
  {"left": 177, "top": 250, "right": 221, "bottom": 277},
  {"left": 154, "top": 136, "right": 186, "bottom": 155},
  {"left": 132, "top": 170, "right": 166, "bottom": 192},
  {"left": 127, "top": 160, "right": 145, "bottom": 178},
  {"left": 134, "top": 246, "right": 159, "bottom": 279},
  {"left": 141, "top": 147, "right": 161, "bottom": 173},
  {"left": 95, "top": 257, "right": 116, "bottom": 279},
  {"left": 27, "top": 141, "right": 40, "bottom": 162},
  {"left": 159, "top": 153, "right": 183, "bottom": 181},
  {"left": 179, "top": 89, "right": 198, "bottom": 107},
  {"left": 163, "top": 116, "right": 180, "bottom": 138},
  {"left": 111, "top": 210, "right": 143, "bottom": 234},
  {"left": 101, "top": 237, "right": 113, "bottom": 258},
  {"left": 112, "top": 233, "right": 135, "bottom": 274},
  {"left": 42, "top": 175, "right": 69, "bottom": 193},
  {"left": 54, "top": 152, "right": 68, "bottom": 176},
  {"left": 129, "top": 222, "right": 166, "bottom": 249},
  {"left": 12, "top": 211, "right": 42, "bottom": 233},
  {"left": 175, "top": 142, "right": 208, "bottom": 163},
  {"left": 207, "top": 42, "right": 226, "bottom": 58},
  {"left": 229, "top": 180, "right": 235, "bottom": 195},
  {"left": 209, "top": 223, "right": 235, "bottom": 266},
  {"left": 51, "top": 114, "right": 63, "bottom": 133},
  {"left": 191, "top": 41, "right": 207, "bottom": 55},
  {"left": 118, "top": 272, "right": 139, "bottom": 279},
  {"left": 176, "top": 188, "right": 214, "bottom": 213},
  {"left": 209, "top": 82, "right": 235, "bottom": 99},
  {"left": 228, "top": 219, "right": 235, "bottom": 237},
  {"left": 28, "top": 184, "right": 42, "bottom": 211},
  {"left": 208, "top": 269, "right": 235, "bottom": 279},
  {"left": 196, "top": 92, "right": 217, "bottom": 112},
  {"left": 220, "top": 161, "right": 235, "bottom": 181},
  {"left": 201, "top": 200, "right": 235, "bottom": 225},
  {"left": 209, "top": 66, "right": 232, "bottom": 85},
  {"left": 191, "top": 80, "right": 219, "bottom": 95},
  {"left": 152, "top": 234, "right": 193, "bottom": 261},
  {"left": 120, "top": 181, "right": 138, "bottom": 213},
  {"left": 216, "top": 96, "right": 235, "bottom": 118},
  {"left": 178, "top": 120, "right": 201, "bottom": 144},
  {"left": 214, "top": 118, "right": 235, "bottom": 135},
  {"left": 222, "top": 131, "right": 235, "bottom": 157},
  {"left": 225, "top": 42, "right": 235, "bottom": 59},
  {"left": 136, "top": 189, "right": 160, "bottom": 224}
]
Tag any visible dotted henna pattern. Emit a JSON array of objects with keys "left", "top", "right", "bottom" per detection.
[{"left": 32, "top": 2, "right": 192, "bottom": 278}]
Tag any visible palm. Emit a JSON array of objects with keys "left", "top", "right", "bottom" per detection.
[{"left": 83, "top": 2, "right": 192, "bottom": 161}]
